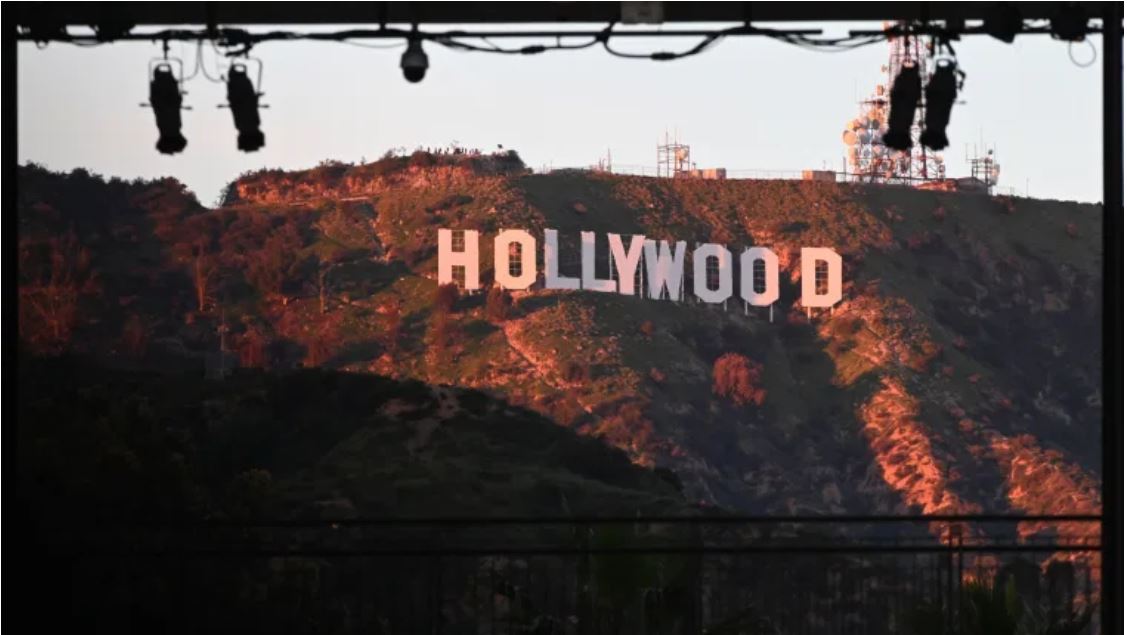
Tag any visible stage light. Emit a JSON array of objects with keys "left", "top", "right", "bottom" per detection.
[
  {"left": 226, "top": 64, "right": 265, "bottom": 152},
  {"left": 149, "top": 64, "right": 187, "bottom": 154},
  {"left": 983, "top": 3, "right": 1022, "bottom": 43},
  {"left": 920, "top": 59, "right": 961, "bottom": 151},
  {"left": 401, "top": 38, "right": 429, "bottom": 83},
  {"left": 1050, "top": 5, "right": 1089, "bottom": 42},
  {"left": 882, "top": 63, "right": 921, "bottom": 152}
]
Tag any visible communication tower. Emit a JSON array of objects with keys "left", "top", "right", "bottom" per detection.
[
  {"left": 843, "top": 23, "right": 946, "bottom": 185},
  {"left": 593, "top": 148, "right": 613, "bottom": 173}
]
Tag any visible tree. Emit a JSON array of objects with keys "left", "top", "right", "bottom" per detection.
[
  {"left": 380, "top": 298, "right": 403, "bottom": 358},
  {"left": 247, "top": 221, "right": 303, "bottom": 300},
  {"left": 192, "top": 239, "right": 218, "bottom": 312},
  {"left": 237, "top": 323, "right": 269, "bottom": 368},
  {"left": 303, "top": 313, "right": 343, "bottom": 367},
  {"left": 317, "top": 257, "right": 346, "bottom": 315},
  {"left": 485, "top": 286, "right": 512, "bottom": 323},
  {"left": 427, "top": 310, "right": 452, "bottom": 353},
  {"left": 18, "top": 231, "right": 100, "bottom": 353},
  {"left": 712, "top": 353, "right": 767, "bottom": 407}
]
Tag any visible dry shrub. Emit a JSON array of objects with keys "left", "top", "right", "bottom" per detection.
[{"left": 712, "top": 352, "right": 767, "bottom": 407}]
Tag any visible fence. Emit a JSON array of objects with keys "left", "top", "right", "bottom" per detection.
[
  {"left": 26, "top": 515, "right": 1101, "bottom": 635},
  {"left": 539, "top": 165, "right": 811, "bottom": 180},
  {"left": 538, "top": 165, "right": 1024, "bottom": 197}
]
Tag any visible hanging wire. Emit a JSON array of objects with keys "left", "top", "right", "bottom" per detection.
[
  {"left": 431, "top": 30, "right": 605, "bottom": 55},
  {"left": 20, "top": 20, "right": 1100, "bottom": 63},
  {"left": 601, "top": 29, "right": 726, "bottom": 60},
  {"left": 337, "top": 39, "right": 408, "bottom": 50},
  {"left": 182, "top": 40, "right": 226, "bottom": 82}
]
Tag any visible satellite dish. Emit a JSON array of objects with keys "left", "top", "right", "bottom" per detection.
[{"left": 843, "top": 130, "right": 858, "bottom": 145}]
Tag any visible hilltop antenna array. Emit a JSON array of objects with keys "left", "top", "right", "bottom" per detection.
[
  {"left": 657, "top": 131, "right": 693, "bottom": 178},
  {"left": 967, "top": 145, "right": 1002, "bottom": 194}
]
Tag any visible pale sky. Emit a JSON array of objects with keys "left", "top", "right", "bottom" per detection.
[{"left": 18, "top": 22, "right": 1105, "bottom": 205}]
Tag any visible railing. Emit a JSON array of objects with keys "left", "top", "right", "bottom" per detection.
[{"left": 28, "top": 515, "right": 1101, "bottom": 635}]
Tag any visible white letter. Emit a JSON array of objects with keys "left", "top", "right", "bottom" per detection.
[
  {"left": 693, "top": 244, "right": 733, "bottom": 303},
  {"left": 544, "top": 229, "right": 579, "bottom": 290},
  {"left": 643, "top": 239, "right": 687, "bottom": 301},
  {"left": 438, "top": 229, "right": 479, "bottom": 290},
  {"left": 801, "top": 247, "right": 843, "bottom": 308},
  {"left": 494, "top": 229, "right": 537, "bottom": 290},
  {"left": 609, "top": 234, "right": 645, "bottom": 296},
  {"left": 581, "top": 231, "right": 616, "bottom": 293},
  {"left": 739, "top": 247, "right": 780, "bottom": 306}
]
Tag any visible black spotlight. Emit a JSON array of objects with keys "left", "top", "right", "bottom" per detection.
[
  {"left": 90, "top": 5, "right": 135, "bottom": 42},
  {"left": 882, "top": 63, "right": 921, "bottom": 152},
  {"left": 149, "top": 64, "right": 187, "bottom": 155},
  {"left": 1050, "top": 5, "right": 1089, "bottom": 42},
  {"left": 401, "top": 38, "right": 429, "bottom": 83},
  {"left": 983, "top": 3, "right": 1022, "bottom": 43},
  {"left": 920, "top": 59, "right": 961, "bottom": 151},
  {"left": 226, "top": 64, "right": 265, "bottom": 152}
]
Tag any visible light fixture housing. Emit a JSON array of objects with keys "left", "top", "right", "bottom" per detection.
[
  {"left": 401, "top": 38, "right": 429, "bottom": 83},
  {"left": 882, "top": 63, "right": 921, "bottom": 152},
  {"left": 149, "top": 64, "right": 187, "bottom": 154},
  {"left": 920, "top": 59, "right": 960, "bottom": 151},
  {"left": 1050, "top": 5, "right": 1089, "bottom": 42},
  {"left": 226, "top": 64, "right": 265, "bottom": 152},
  {"left": 983, "top": 3, "right": 1022, "bottom": 43}
]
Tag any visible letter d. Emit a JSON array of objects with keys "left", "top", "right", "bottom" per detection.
[{"left": 800, "top": 247, "right": 842, "bottom": 308}]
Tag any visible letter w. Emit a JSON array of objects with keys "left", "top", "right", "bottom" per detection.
[{"left": 643, "top": 239, "right": 686, "bottom": 301}]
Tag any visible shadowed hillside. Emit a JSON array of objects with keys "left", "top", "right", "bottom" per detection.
[{"left": 17, "top": 354, "right": 686, "bottom": 522}]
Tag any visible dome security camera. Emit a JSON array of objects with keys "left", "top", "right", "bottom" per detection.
[{"left": 401, "top": 39, "right": 428, "bottom": 83}]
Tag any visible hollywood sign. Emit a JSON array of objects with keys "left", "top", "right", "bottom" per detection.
[{"left": 437, "top": 229, "right": 843, "bottom": 308}]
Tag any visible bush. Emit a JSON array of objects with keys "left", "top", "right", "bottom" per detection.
[
  {"left": 712, "top": 352, "right": 767, "bottom": 407},
  {"left": 563, "top": 361, "right": 590, "bottom": 384},
  {"left": 408, "top": 150, "right": 437, "bottom": 169},
  {"left": 381, "top": 299, "right": 403, "bottom": 357},
  {"left": 434, "top": 282, "right": 460, "bottom": 314},
  {"left": 639, "top": 321, "right": 657, "bottom": 338},
  {"left": 591, "top": 403, "right": 655, "bottom": 456},
  {"left": 426, "top": 310, "right": 455, "bottom": 358}
]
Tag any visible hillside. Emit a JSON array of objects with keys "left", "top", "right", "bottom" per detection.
[
  {"left": 16, "top": 154, "right": 1103, "bottom": 537},
  {"left": 17, "top": 354, "right": 685, "bottom": 522}
]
